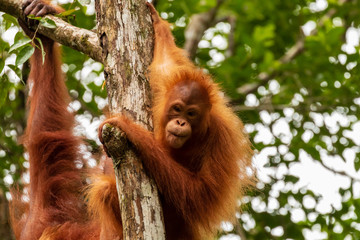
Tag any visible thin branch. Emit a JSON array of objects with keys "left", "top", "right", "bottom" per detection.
[
  {"left": 0, "top": 143, "right": 12, "bottom": 154},
  {"left": 319, "top": 160, "right": 360, "bottom": 182},
  {"left": 231, "top": 103, "right": 335, "bottom": 113},
  {"left": 236, "top": 34, "right": 305, "bottom": 97},
  {"left": 184, "top": 0, "right": 225, "bottom": 59},
  {"left": 225, "top": 16, "right": 236, "bottom": 58},
  {"left": 0, "top": 0, "right": 102, "bottom": 63},
  {"left": 235, "top": 222, "right": 248, "bottom": 240},
  {"left": 237, "top": 0, "right": 349, "bottom": 97}
]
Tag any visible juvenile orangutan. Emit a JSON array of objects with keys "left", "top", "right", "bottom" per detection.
[
  {"left": 11, "top": 1, "right": 254, "bottom": 239},
  {"left": 98, "top": 3, "right": 254, "bottom": 240}
]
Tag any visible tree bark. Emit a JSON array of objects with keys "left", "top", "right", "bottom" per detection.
[
  {"left": 1, "top": 0, "right": 166, "bottom": 238},
  {"left": 95, "top": 0, "right": 165, "bottom": 239},
  {"left": 0, "top": 0, "right": 102, "bottom": 62},
  {"left": 184, "top": 0, "right": 225, "bottom": 60}
]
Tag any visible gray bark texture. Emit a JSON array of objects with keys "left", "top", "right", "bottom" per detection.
[
  {"left": 95, "top": 0, "right": 166, "bottom": 239},
  {"left": 0, "top": 0, "right": 102, "bottom": 62},
  {"left": 0, "top": 0, "right": 166, "bottom": 238}
]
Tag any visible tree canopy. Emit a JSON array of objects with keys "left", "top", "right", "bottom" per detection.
[{"left": 1, "top": 0, "right": 360, "bottom": 239}]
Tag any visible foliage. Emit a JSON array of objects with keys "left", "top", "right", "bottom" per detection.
[{"left": 1, "top": 0, "right": 360, "bottom": 239}]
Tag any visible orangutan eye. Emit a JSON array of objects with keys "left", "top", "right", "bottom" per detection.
[
  {"left": 172, "top": 105, "right": 181, "bottom": 112},
  {"left": 187, "top": 110, "right": 198, "bottom": 118}
]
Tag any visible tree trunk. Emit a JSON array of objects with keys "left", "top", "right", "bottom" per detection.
[
  {"left": 95, "top": 0, "right": 165, "bottom": 239},
  {"left": 0, "top": 0, "right": 165, "bottom": 238}
]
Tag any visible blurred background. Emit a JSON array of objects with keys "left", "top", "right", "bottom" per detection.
[{"left": 0, "top": 0, "right": 359, "bottom": 239}]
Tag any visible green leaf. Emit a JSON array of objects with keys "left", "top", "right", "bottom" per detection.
[
  {"left": 0, "top": 60, "right": 5, "bottom": 74},
  {"left": 9, "top": 38, "right": 32, "bottom": 53},
  {"left": 15, "top": 46, "right": 35, "bottom": 66},
  {"left": 355, "top": 157, "right": 360, "bottom": 172},
  {"left": 284, "top": 175, "right": 300, "bottom": 183},
  {"left": 14, "top": 31, "right": 26, "bottom": 42},
  {"left": 40, "top": 18, "right": 57, "bottom": 29},
  {"left": 180, "top": 1, "right": 191, "bottom": 16},
  {"left": 8, "top": 64, "right": 22, "bottom": 80},
  {"left": 26, "top": 15, "right": 57, "bottom": 29},
  {"left": 201, "top": 0, "right": 216, "bottom": 8},
  {"left": 57, "top": 9, "right": 77, "bottom": 17},
  {"left": 2, "top": 14, "right": 18, "bottom": 29},
  {"left": 253, "top": 24, "right": 275, "bottom": 46},
  {"left": 35, "top": 37, "right": 46, "bottom": 64},
  {"left": 27, "top": 15, "right": 42, "bottom": 20},
  {"left": 0, "top": 74, "right": 10, "bottom": 107}
]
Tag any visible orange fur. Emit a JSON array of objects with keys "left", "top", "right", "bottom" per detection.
[
  {"left": 10, "top": 1, "right": 121, "bottom": 239},
  {"left": 86, "top": 174, "right": 122, "bottom": 239},
  {"left": 9, "top": 38, "right": 109, "bottom": 240},
  {"left": 10, "top": 2, "right": 253, "bottom": 240},
  {"left": 98, "top": 3, "right": 254, "bottom": 240}
]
